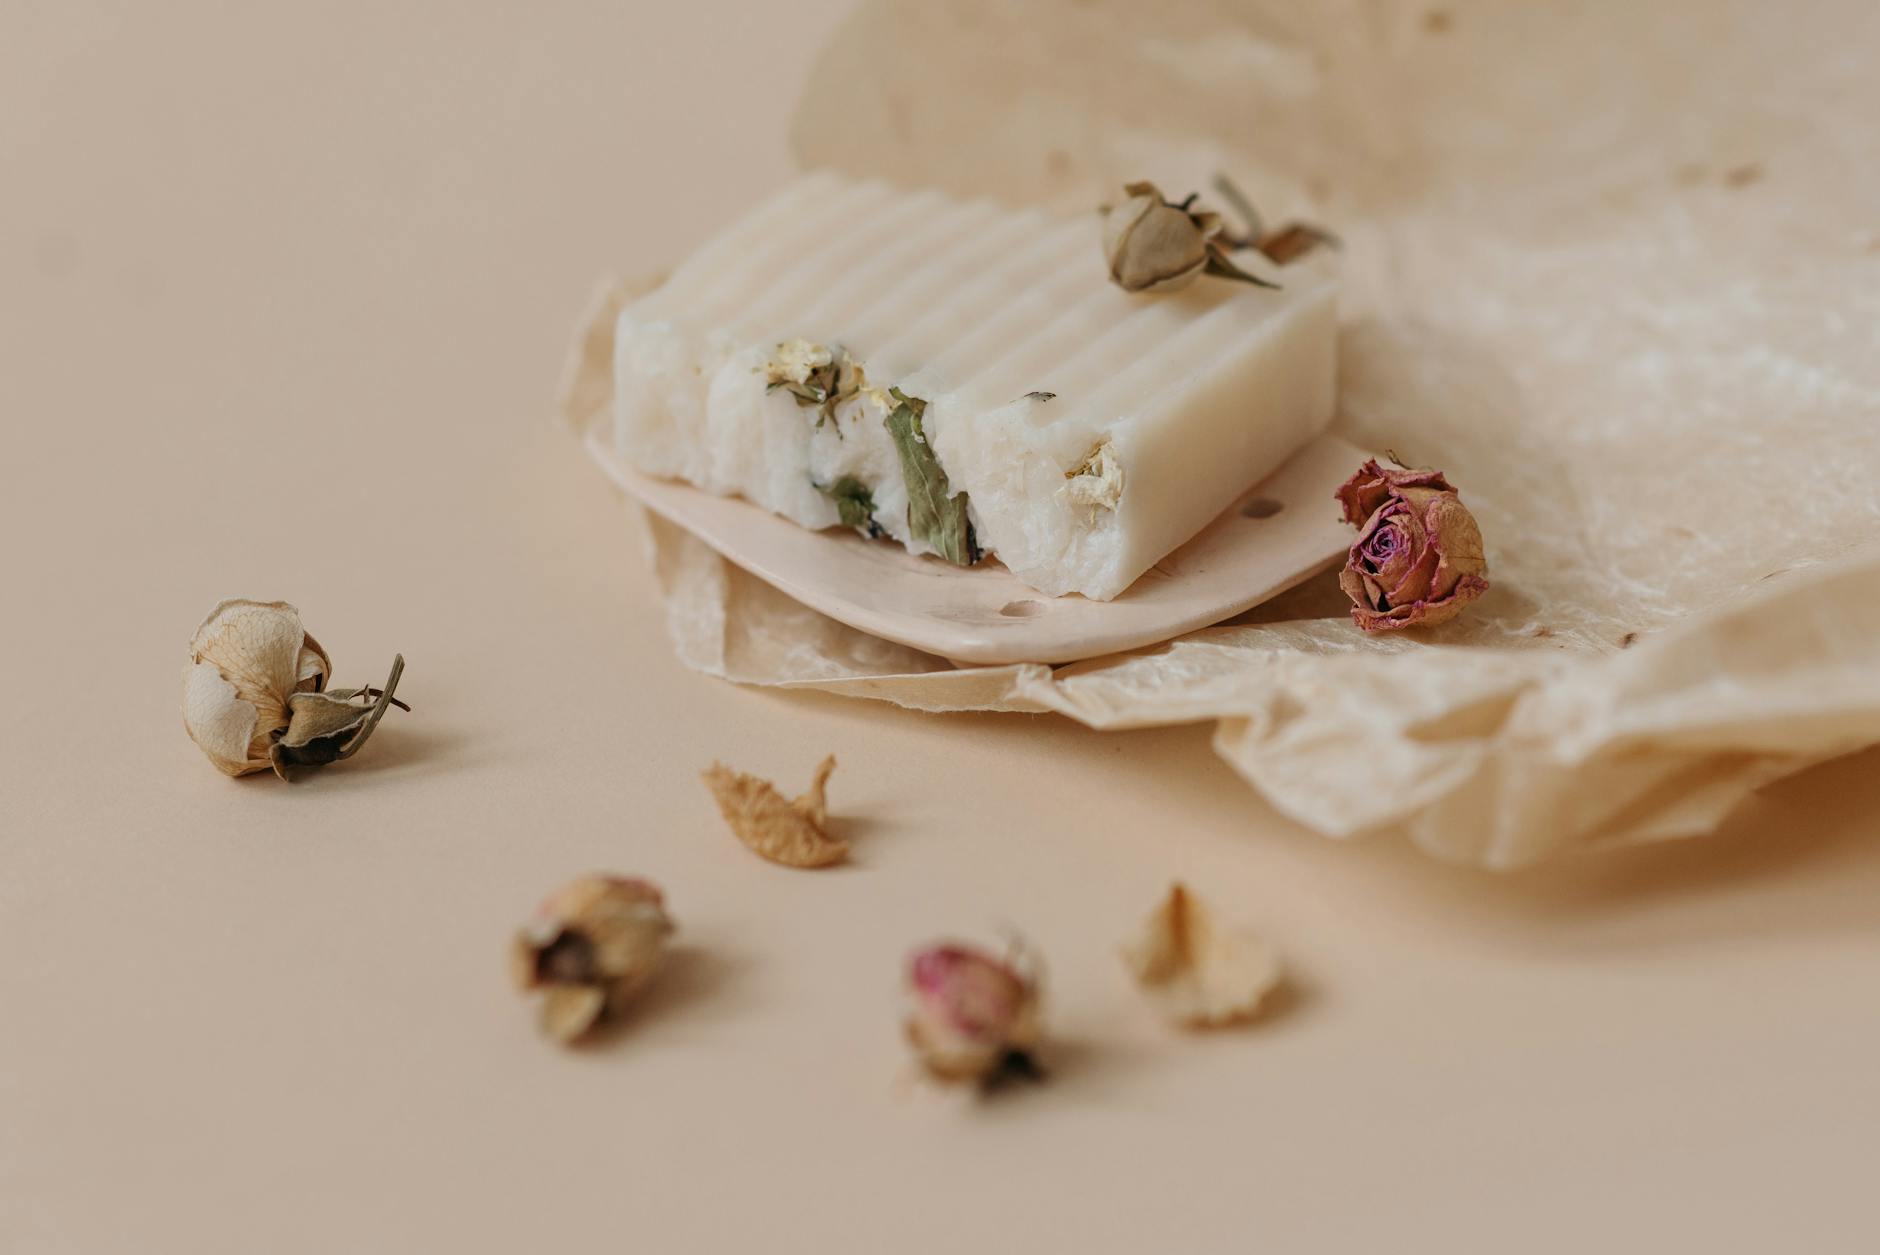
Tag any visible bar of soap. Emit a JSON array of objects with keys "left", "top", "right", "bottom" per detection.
[{"left": 614, "top": 172, "right": 1337, "bottom": 601}]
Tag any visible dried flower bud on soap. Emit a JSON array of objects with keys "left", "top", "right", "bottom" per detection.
[{"left": 1101, "top": 181, "right": 1278, "bottom": 294}]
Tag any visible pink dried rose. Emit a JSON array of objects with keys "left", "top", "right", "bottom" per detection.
[
  {"left": 904, "top": 942, "right": 1044, "bottom": 1087},
  {"left": 1333, "top": 459, "right": 1489, "bottom": 632}
]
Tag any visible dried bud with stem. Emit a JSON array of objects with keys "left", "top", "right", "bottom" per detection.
[
  {"left": 181, "top": 599, "right": 406, "bottom": 780},
  {"left": 1102, "top": 181, "right": 1280, "bottom": 294}
]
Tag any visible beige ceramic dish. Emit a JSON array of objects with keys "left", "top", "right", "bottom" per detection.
[{"left": 585, "top": 422, "right": 1366, "bottom": 665}]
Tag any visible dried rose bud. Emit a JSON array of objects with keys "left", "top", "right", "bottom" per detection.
[
  {"left": 181, "top": 599, "right": 406, "bottom": 779},
  {"left": 512, "top": 875, "right": 675, "bottom": 1044},
  {"left": 904, "top": 942, "right": 1043, "bottom": 1087},
  {"left": 1334, "top": 460, "right": 1489, "bottom": 632},
  {"left": 1100, "top": 181, "right": 1278, "bottom": 295}
]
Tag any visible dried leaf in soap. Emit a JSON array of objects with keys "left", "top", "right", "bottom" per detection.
[
  {"left": 701, "top": 755, "right": 846, "bottom": 868},
  {"left": 1120, "top": 883, "right": 1279, "bottom": 1028},
  {"left": 883, "top": 389, "right": 979, "bottom": 566},
  {"left": 814, "top": 475, "right": 883, "bottom": 538}
]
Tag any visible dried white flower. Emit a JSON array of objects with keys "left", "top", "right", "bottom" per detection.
[
  {"left": 765, "top": 338, "right": 834, "bottom": 387},
  {"left": 1120, "top": 883, "right": 1280, "bottom": 1028},
  {"left": 180, "top": 598, "right": 405, "bottom": 781},
  {"left": 182, "top": 600, "right": 330, "bottom": 776}
]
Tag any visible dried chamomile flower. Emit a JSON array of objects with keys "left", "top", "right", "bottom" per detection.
[
  {"left": 764, "top": 339, "right": 862, "bottom": 431},
  {"left": 1101, "top": 181, "right": 1279, "bottom": 294},
  {"left": 512, "top": 874, "right": 675, "bottom": 1044},
  {"left": 701, "top": 755, "right": 846, "bottom": 868},
  {"left": 1120, "top": 883, "right": 1280, "bottom": 1028},
  {"left": 904, "top": 942, "right": 1044, "bottom": 1087},
  {"left": 181, "top": 598, "right": 406, "bottom": 780},
  {"left": 765, "top": 337, "right": 832, "bottom": 387}
]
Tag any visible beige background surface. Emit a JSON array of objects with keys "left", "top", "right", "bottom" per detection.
[{"left": 3, "top": 3, "right": 1877, "bottom": 1252}]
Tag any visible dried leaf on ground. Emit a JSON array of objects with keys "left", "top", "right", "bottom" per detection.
[{"left": 701, "top": 755, "right": 846, "bottom": 867}]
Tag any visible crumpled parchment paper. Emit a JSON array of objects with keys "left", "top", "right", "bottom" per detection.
[{"left": 564, "top": 0, "right": 1880, "bottom": 867}]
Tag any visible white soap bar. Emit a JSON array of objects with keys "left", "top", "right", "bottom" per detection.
[{"left": 614, "top": 172, "right": 1336, "bottom": 601}]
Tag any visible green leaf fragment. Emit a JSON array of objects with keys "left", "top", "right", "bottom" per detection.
[
  {"left": 815, "top": 476, "right": 882, "bottom": 538},
  {"left": 883, "top": 388, "right": 979, "bottom": 566}
]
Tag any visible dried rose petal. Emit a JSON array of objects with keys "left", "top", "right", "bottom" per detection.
[
  {"left": 701, "top": 756, "right": 846, "bottom": 868},
  {"left": 1333, "top": 459, "right": 1457, "bottom": 527}
]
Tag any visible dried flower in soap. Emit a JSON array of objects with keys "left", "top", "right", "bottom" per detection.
[
  {"left": 1060, "top": 439, "right": 1124, "bottom": 512},
  {"left": 1101, "top": 181, "right": 1278, "bottom": 294},
  {"left": 701, "top": 755, "right": 846, "bottom": 867},
  {"left": 512, "top": 875, "right": 675, "bottom": 1044},
  {"left": 904, "top": 942, "right": 1044, "bottom": 1086},
  {"left": 1120, "top": 883, "right": 1280, "bottom": 1028},
  {"left": 764, "top": 339, "right": 862, "bottom": 431},
  {"left": 181, "top": 599, "right": 406, "bottom": 779},
  {"left": 814, "top": 475, "right": 883, "bottom": 538},
  {"left": 1334, "top": 459, "right": 1489, "bottom": 632}
]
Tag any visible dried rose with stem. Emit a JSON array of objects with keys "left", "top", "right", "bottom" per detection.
[
  {"left": 1101, "top": 181, "right": 1279, "bottom": 294},
  {"left": 181, "top": 599, "right": 407, "bottom": 779},
  {"left": 904, "top": 940, "right": 1045, "bottom": 1089},
  {"left": 1333, "top": 459, "right": 1489, "bottom": 631}
]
